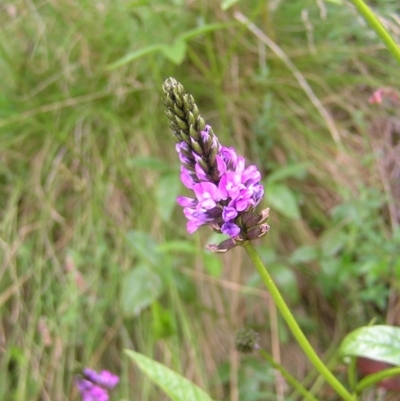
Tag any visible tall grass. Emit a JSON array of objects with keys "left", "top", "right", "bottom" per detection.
[{"left": 1, "top": 0, "right": 399, "bottom": 400}]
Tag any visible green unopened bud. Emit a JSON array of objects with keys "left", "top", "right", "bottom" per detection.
[
  {"left": 173, "top": 104, "right": 185, "bottom": 119},
  {"left": 175, "top": 116, "right": 188, "bottom": 130},
  {"left": 187, "top": 111, "right": 195, "bottom": 126},
  {"left": 196, "top": 116, "right": 206, "bottom": 133},
  {"left": 190, "top": 125, "right": 200, "bottom": 141},
  {"left": 191, "top": 140, "right": 203, "bottom": 156}
]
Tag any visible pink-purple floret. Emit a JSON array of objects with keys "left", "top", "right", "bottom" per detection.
[
  {"left": 76, "top": 368, "right": 119, "bottom": 401},
  {"left": 176, "top": 126, "right": 264, "bottom": 238}
]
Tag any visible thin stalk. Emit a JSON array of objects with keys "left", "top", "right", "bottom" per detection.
[
  {"left": 356, "top": 367, "right": 400, "bottom": 393},
  {"left": 349, "top": 0, "right": 400, "bottom": 65},
  {"left": 258, "top": 348, "right": 320, "bottom": 401},
  {"left": 347, "top": 357, "right": 358, "bottom": 391},
  {"left": 244, "top": 241, "right": 356, "bottom": 401}
]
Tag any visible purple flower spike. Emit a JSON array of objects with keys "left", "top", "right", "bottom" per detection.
[
  {"left": 162, "top": 78, "right": 269, "bottom": 251},
  {"left": 76, "top": 368, "right": 119, "bottom": 401}
]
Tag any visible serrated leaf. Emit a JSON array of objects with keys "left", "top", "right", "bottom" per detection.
[
  {"left": 266, "top": 183, "right": 300, "bottom": 219},
  {"left": 126, "top": 350, "right": 214, "bottom": 401},
  {"left": 160, "top": 40, "right": 187, "bottom": 65},
  {"left": 156, "top": 173, "right": 181, "bottom": 222},
  {"left": 120, "top": 265, "right": 164, "bottom": 317},
  {"left": 339, "top": 325, "right": 400, "bottom": 366}
]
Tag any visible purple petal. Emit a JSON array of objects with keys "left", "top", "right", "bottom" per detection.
[
  {"left": 98, "top": 370, "right": 119, "bottom": 388},
  {"left": 220, "top": 147, "right": 238, "bottom": 170},
  {"left": 187, "top": 220, "right": 203, "bottom": 233},
  {"left": 221, "top": 222, "right": 241, "bottom": 237},
  {"left": 251, "top": 185, "right": 264, "bottom": 205},
  {"left": 191, "top": 150, "right": 202, "bottom": 163},
  {"left": 77, "top": 379, "right": 94, "bottom": 392},
  {"left": 219, "top": 171, "right": 243, "bottom": 200},
  {"left": 179, "top": 152, "right": 192, "bottom": 165},
  {"left": 193, "top": 182, "right": 222, "bottom": 204},
  {"left": 178, "top": 142, "right": 190, "bottom": 152},
  {"left": 180, "top": 166, "right": 196, "bottom": 189},
  {"left": 230, "top": 189, "right": 253, "bottom": 211},
  {"left": 177, "top": 196, "right": 197, "bottom": 208},
  {"left": 90, "top": 385, "right": 109, "bottom": 401},
  {"left": 241, "top": 165, "right": 261, "bottom": 185},
  {"left": 200, "top": 125, "right": 211, "bottom": 142},
  {"left": 235, "top": 157, "right": 245, "bottom": 174},
  {"left": 83, "top": 368, "right": 99, "bottom": 382},
  {"left": 195, "top": 162, "right": 207, "bottom": 181},
  {"left": 215, "top": 154, "right": 227, "bottom": 176},
  {"left": 222, "top": 206, "right": 238, "bottom": 221}
]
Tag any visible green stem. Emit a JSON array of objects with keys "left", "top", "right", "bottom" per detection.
[
  {"left": 243, "top": 241, "right": 356, "bottom": 401},
  {"left": 347, "top": 357, "right": 358, "bottom": 391},
  {"left": 349, "top": 0, "right": 400, "bottom": 65},
  {"left": 258, "top": 348, "right": 320, "bottom": 401},
  {"left": 356, "top": 367, "right": 400, "bottom": 393}
]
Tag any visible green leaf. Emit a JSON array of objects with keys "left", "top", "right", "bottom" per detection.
[
  {"left": 320, "top": 230, "right": 347, "bottom": 257},
  {"left": 151, "top": 301, "right": 175, "bottom": 339},
  {"left": 269, "top": 263, "right": 299, "bottom": 304},
  {"left": 126, "top": 230, "right": 160, "bottom": 265},
  {"left": 221, "top": 0, "right": 240, "bottom": 10},
  {"left": 156, "top": 173, "right": 181, "bottom": 221},
  {"left": 126, "top": 350, "right": 214, "bottom": 401},
  {"left": 289, "top": 245, "right": 318, "bottom": 264},
  {"left": 266, "top": 183, "right": 300, "bottom": 219},
  {"left": 339, "top": 325, "right": 400, "bottom": 366},
  {"left": 179, "top": 22, "right": 237, "bottom": 41},
  {"left": 106, "top": 44, "right": 162, "bottom": 70},
  {"left": 266, "top": 163, "right": 309, "bottom": 184},
  {"left": 120, "top": 265, "right": 164, "bottom": 317},
  {"left": 160, "top": 40, "right": 187, "bottom": 65}
]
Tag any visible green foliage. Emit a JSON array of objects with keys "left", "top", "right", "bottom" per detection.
[
  {"left": 126, "top": 350, "right": 215, "bottom": 401},
  {"left": 339, "top": 325, "right": 400, "bottom": 366},
  {"left": 121, "top": 264, "right": 165, "bottom": 317},
  {"left": 1, "top": 0, "right": 399, "bottom": 399},
  {"left": 218, "top": 357, "right": 276, "bottom": 401}
]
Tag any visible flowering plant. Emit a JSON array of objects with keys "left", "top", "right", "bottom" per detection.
[
  {"left": 75, "top": 368, "right": 119, "bottom": 401},
  {"left": 162, "top": 78, "right": 269, "bottom": 252}
]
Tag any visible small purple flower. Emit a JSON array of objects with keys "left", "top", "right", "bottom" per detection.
[
  {"left": 76, "top": 368, "right": 119, "bottom": 401},
  {"left": 162, "top": 78, "right": 270, "bottom": 251},
  {"left": 221, "top": 222, "right": 241, "bottom": 237}
]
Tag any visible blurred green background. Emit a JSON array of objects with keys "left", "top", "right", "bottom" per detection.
[{"left": 1, "top": 0, "right": 400, "bottom": 400}]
